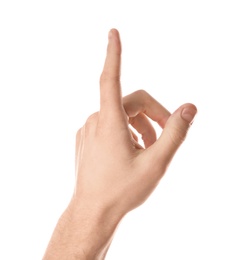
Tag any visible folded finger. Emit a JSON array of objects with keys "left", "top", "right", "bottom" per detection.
[
  {"left": 129, "top": 113, "right": 157, "bottom": 148},
  {"left": 123, "top": 89, "right": 171, "bottom": 128}
]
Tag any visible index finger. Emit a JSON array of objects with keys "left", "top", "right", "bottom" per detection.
[{"left": 99, "top": 29, "right": 123, "bottom": 115}]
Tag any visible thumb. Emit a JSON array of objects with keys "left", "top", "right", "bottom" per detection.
[{"left": 142, "top": 103, "right": 197, "bottom": 175}]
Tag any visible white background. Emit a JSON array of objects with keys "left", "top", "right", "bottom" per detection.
[{"left": 0, "top": 0, "right": 249, "bottom": 259}]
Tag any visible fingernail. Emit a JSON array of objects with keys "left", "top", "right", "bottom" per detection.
[
  {"left": 108, "top": 29, "right": 113, "bottom": 40},
  {"left": 181, "top": 107, "right": 197, "bottom": 124}
]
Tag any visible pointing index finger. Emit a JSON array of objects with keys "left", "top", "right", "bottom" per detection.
[{"left": 99, "top": 29, "right": 123, "bottom": 114}]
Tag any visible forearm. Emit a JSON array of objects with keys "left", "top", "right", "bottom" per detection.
[{"left": 43, "top": 197, "right": 123, "bottom": 260}]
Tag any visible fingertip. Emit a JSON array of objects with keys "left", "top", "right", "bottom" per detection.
[
  {"left": 108, "top": 28, "right": 119, "bottom": 40},
  {"left": 108, "top": 28, "right": 121, "bottom": 54}
]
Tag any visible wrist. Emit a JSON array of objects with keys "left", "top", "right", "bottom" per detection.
[
  {"left": 43, "top": 196, "right": 123, "bottom": 260},
  {"left": 67, "top": 196, "right": 124, "bottom": 259}
]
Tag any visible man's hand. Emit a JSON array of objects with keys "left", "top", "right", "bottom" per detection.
[
  {"left": 43, "top": 28, "right": 197, "bottom": 260},
  {"left": 74, "top": 28, "right": 197, "bottom": 214}
]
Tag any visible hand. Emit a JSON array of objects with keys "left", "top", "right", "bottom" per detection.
[
  {"left": 74, "top": 28, "right": 197, "bottom": 215},
  {"left": 43, "top": 28, "right": 197, "bottom": 260}
]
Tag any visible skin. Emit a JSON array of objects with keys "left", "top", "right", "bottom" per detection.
[{"left": 43, "top": 28, "right": 197, "bottom": 260}]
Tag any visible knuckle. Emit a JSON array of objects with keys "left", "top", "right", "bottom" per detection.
[
  {"left": 134, "top": 89, "right": 153, "bottom": 107},
  {"left": 168, "top": 126, "right": 188, "bottom": 146},
  {"left": 134, "top": 89, "right": 148, "bottom": 97},
  {"left": 77, "top": 112, "right": 99, "bottom": 137},
  {"left": 76, "top": 127, "right": 83, "bottom": 139},
  {"left": 99, "top": 73, "right": 107, "bottom": 84},
  {"left": 100, "top": 72, "right": 120, "bottom": 85},
  {"left": 86, "top": 112, "right": 99, "bottom": 124}
]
